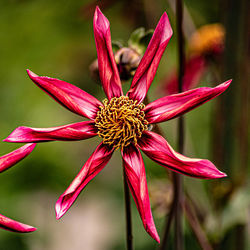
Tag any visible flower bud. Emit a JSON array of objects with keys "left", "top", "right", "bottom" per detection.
[{"left": 114, "top": 47, "right": 142, "bottom": 81}]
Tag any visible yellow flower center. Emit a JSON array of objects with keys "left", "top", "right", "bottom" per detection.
[{"left": 95, "top": 96, "right": 148, "bottom": 150}]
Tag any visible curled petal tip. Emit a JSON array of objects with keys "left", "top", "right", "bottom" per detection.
[
  {"left": 95, "top": 5, "right": 101, "bottom": 13},
  {"left": 55, "top": 200, "right": 65, "bottom": 220},
  {"left": 94, "top": 6, "right": 109, "bottom": 31},
  {"left": 26, "top": 69, "right": 38, "bottom": 78},
  {"left": 155, "top": 236, "right": 160, "bottom": 244},
  {"left": 0, "top": 143, "right": 36, "bottom": 173},
  {"left": 25, "top": 226, "right": 37, "bottom": 233},
  {"left": 218, "top": 171, "right": 227, "bottom": 178}
]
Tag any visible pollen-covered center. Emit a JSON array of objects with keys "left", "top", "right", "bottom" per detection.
[{"left": 95, "top": 96, "right": 148, "bottom": 150}]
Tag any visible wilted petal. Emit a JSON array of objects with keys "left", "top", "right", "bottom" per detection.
[
  {"left": 55, "top": 142, "right": 114, "bottom": 219},
  {"left": 144, "top": 80, "right": 231, "bottom": 124},
  {"left": 122, "top": 145, "right": 160, "bottom": 243},
  {"left": 4, "top": 121, "right": 97, "bottom": 143},
  {"left": 138, "top": 131, "right": 226, "bottom": 179},
  {"left": 27, "top": 69, "right": 102, "bottom": 119},
  {"left": 93, "top": 7, "right": 123, "bottom": 99},
  {"left": 0, "top": 213, "right": 36, "bottom": 233},
  {"left": 164, "top": 55, "right": 206, "bottom": 95},
  {"left": 127, "top": 12, "right": 173, "bottom": 103},
  {"left": 0, "top": 144, "right": 36, "bottom": 173}
]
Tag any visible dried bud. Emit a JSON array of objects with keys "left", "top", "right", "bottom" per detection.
[
  {"left": 189, "top": 24, "right": 225, "bottom": 57},
  {"left": 114, "top": 47, "right": 142, "bottom": 81},
  {"left": 89, "top": 47, "right": 142, "bottom": 83}
]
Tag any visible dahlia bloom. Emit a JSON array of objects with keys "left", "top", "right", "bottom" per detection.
[
  {"left": 0, "top": 144, "right": 36, "bottom": 232},
  {"left": 4, "top": 7, "right": 231, "bottom": 242}
]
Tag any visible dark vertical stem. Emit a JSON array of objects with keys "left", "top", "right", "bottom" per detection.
[
  {"left": 175, "top": 0, "right": 185, "bottom": 249},
  {"left": 159, "top": 0, "right": 185, "bottom": 248},
  {"left": 123, "top": 166, "right": 133, "bottom": 250}
]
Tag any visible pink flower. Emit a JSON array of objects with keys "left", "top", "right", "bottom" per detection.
[
  {"left": 4, "top": 7, "right": 231, "bottom": 242},
  {"left": 0, "top": 213, "right": 36, "bottom": 233},
  {"left": 0, "top": 144, "right": 36, "bottom": 232}
]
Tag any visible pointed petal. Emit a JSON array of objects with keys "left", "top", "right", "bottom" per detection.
[
  {"left": 122, "top": 145, "right": 160, "bottom": 242},
  {"left": 93, "top": 7, "right": 123, "bottom": 99},
  {"left": 138, "top": 131, "right": 226, "bottom": 179},
  {"left": 164, "top": 55, "right": 206, "bottom": 95},
  {"left": 0, "top": 213, "right": 36, "bottom": 233},
  {"left": 144, "top": 80, "right": 231, "bottom": 124},
  {"left": 127, "top": 12, "right": 173, "bottom": 103},
  {"left": 55, "top": 142, "right": 114, "bottom": 219},
  {"left": 0, "top": 144, "right": 36, "bottom": 173},
  {"left": 27, "top": 70, "right": 102, "bottom": 119},
  {"left": 4, "top": 121, "right": 97, "bottom": 143}
]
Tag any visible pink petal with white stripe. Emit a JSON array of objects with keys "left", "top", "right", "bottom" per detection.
[
  {"left": 27, "top": 69, "right": 102, "bottom": 119},
  {"left": 127, "top": 12, "right": 173, "bottom": 103},
  {"left": 0, "top": 144, "right": 36, "bottom": 173},
  {"left": 93, "top": 7, "right": 123, "bottom": 99},
  {"left": 0, "top": 213, "right": 36, "bottom": 233},
  {"left": 144, "top": 80, "right": 231, "bottom": 124},
  {"left": 138, "top": 131, "right": 226, "bottom": 179},
  {"left": 122, "top": 145, "right": 160, "bottom": 243},
  {"left": 4, "top": 121, "right": 97, "bottom": 143},
  {"left": 55, "top": 142, "right": 114, "bottom": 219}
]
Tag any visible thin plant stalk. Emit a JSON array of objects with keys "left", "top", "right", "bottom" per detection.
[
  {"left": 174, "top": 0, "right": 185, "bottom": 249},
  {"left": 123, "top": 165, "right": 134, "bottom": 250}
]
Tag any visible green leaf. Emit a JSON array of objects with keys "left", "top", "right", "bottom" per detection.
[{"left": 128, "top": 28, "right": 154, "bottom": 54}]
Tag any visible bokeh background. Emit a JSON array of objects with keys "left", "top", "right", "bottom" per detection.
[{"left": 0, "top": 0, "right": 249, "bottom": 249}]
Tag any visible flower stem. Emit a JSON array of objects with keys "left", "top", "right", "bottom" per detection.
[
  {"left": 175, "top": 0, "right": 185, "bottom": 248},
  {"left": 123, "top": 165, "right": 133, "bottom": 250}
]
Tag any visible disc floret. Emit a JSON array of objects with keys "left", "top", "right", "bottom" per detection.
[{"left": 95, "top": 96, "right": 148, "bottom": 150}]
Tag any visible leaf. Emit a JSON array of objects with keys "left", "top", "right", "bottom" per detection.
[{"left": 128, "top": 28, "right": 154, "bottom": 54}]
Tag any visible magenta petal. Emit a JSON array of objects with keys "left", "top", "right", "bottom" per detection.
[
  {"left": 165, "top": 55, "right": 206, "bottom": 95},
  {"left": 127, "top": 12, "right": 173, "bottom": 103},
  {"left": 27, "top": 69, "right": 102, "bottom": 119},
  {"left": 93, "top": 7, "right": 123, "bottom": 99},
  {"left": 138, "top": 131, "right": 226, "bottom": 179},
  {"left": 0, "top": 213, "right": 36, "bottom": 233},
  {"left": 4, "top": 121, "right": 97, "bottom": 143},
  {"left": 55, "top": 142, "right": 114, "bottom": 219},
  {"left": 122, "top": 145, "right": 160, "bottom": 243},
  {"left": 0, "top": 144, "right": 36, "bottom": 173},
  {"left": 144, "top": 80, "right": 232, "bottom": 124}
]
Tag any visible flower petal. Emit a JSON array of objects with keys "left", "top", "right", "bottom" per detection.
[
  {"left": 4, "top": 121, "right": 97, "bottom": 143},
  {"left": 164, "top": 55, "right": 206, "bottom": 95},
  {"left": 122, "top": 145, "right": 160, "bottom": 243},
  {"left": 27, "top": 69, "right": 102, "bottom": 119},
  {"left": 127, "top": 12, "right": 173, "bottom": 103},
  {"left": 138, "top": 131, "right": 226, "bottom": 179},
  {"left": 0, "top": 144, "right": 36, "bottom": 173},
  {"left": 93, "top": 7, "right": 123, "bottom": 99},
  {"left": 0, "top": 213, "right": 36, "bottom": 233},
  {"left": 144, "top": 80, "right": 231, "bottom": 124},
  {"left": 55, "top": 142, "right": 114, "bottom": 219}
]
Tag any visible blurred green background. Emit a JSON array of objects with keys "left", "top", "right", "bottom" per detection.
[{"left": 0, "top": 0, "right": 249, "bottom": 249}]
